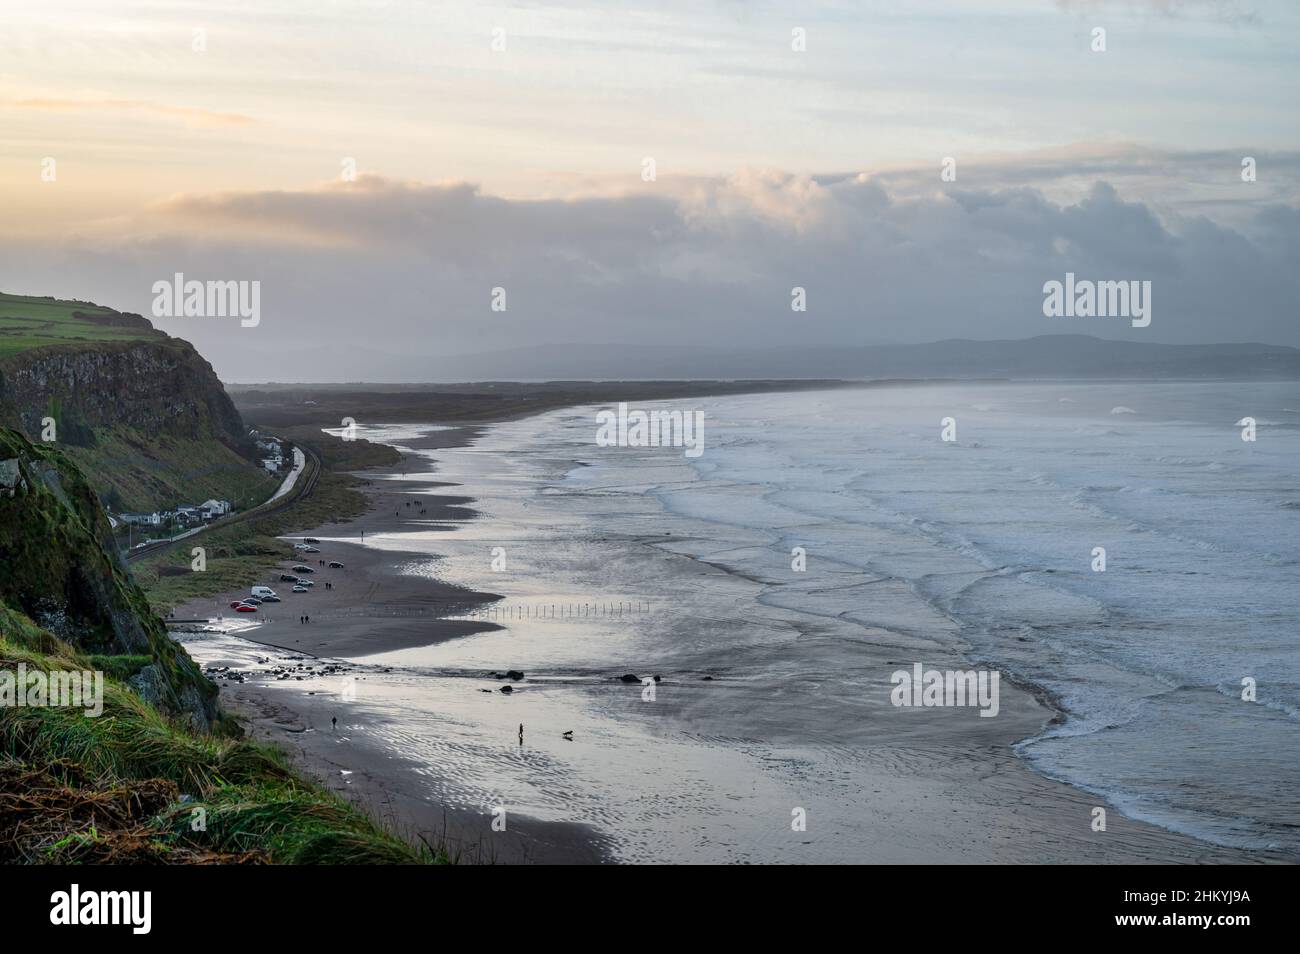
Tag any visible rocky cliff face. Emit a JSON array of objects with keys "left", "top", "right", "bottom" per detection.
[
  {"left": 0, "top": 428, "right": 218, "bottom": 730},
  {"left": 0, "top": 337, "right": 248, "bottom": 451}
]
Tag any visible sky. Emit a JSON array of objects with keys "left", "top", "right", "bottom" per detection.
[{"left": 1, "top": 0, "right": 1297, "bottom": 379}]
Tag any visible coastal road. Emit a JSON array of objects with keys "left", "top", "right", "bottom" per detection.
[{"left": 125, "top": 442, "right": 320, "bottom": 563}]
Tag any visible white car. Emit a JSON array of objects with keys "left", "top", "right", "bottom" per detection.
[{"left": 292, "top": 584, "right": 309, "bottom": 593}]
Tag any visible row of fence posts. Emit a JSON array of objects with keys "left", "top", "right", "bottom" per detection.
[
  {"left": 201, "top": 601, "right": 652, "bottom": 625},
  {"left": 319, "top": 601, "right": 653, "bottom": 621}
]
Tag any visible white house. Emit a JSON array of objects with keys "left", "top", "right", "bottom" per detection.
[
  {"left": 200, "top": 499, "right": 231, "bottom": 519},
  {"left": 119, "top": 511, "right": 161, "bottom": 526}
]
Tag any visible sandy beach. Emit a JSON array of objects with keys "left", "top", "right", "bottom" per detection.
[
  {"left": 174, "top": 425, "right": 609, "bottom": 863},
  {"left": 174, "top": 417, "right": 1279, "bottom": 865}
]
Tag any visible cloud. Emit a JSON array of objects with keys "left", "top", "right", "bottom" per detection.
[{"left": 1, "top": 152, "right": 1296, "bottom": 380}]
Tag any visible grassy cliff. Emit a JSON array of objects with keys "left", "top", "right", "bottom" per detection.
[
  {"left": 0, "top": 292, "right": 275, "bottom": 514},
  {"left": 0, "top": 426, "right": 437, "bottom": 864},
  {"left": 0, "top": 614, "right": 432, "bottom": 864},
  {"left": 0, "top": 428, "right": 216, "bottom": 728},
  {"left": 0, "top": 293, "right": 444, "bottom": 864},
  {"left": 0, "top": 292, "right": 163, "bottom": 355}
]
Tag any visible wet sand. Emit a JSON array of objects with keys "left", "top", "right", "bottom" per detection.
[{"left": 174, "top": 423, "right": 1278, "bottom": 864}]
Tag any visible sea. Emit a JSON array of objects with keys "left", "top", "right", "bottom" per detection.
[{"left": 284, "top": 381, "right": 1299, "bottom": 861}]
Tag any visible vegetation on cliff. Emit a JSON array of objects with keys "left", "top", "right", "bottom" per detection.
[
  {"left": 0, "top": 297, "right": 441, "bottom": 864},
  {"left": 0, "top": 618, "right": 433, "bottom": 863},
  {"left": 0, "top": 428, "right": 217, "bottom": 729}
]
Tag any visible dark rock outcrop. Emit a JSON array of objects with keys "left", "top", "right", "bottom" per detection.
[{"left": 0, "top": 338, "right": 249, "bottom": 453}]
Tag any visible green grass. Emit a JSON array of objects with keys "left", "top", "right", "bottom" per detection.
[
  {"left": 0, "top": 292, "right": 159, "bottom": 357},
  {"left": 86, "top": 654, "right": 154, "bottom": 681},
  {"left": 75, "top": 427, "right": 277, "bottom": 515}
]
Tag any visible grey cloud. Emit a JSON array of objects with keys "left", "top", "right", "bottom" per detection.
[{"left": 2, "top": 162, "right": 1296, "bottom": 381}]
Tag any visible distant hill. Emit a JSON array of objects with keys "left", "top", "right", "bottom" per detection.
[{"left": 217, "top": 335, "right": 1300, "bottom": 383}]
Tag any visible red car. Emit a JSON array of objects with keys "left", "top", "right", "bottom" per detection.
[{"left": 235, "top": 603, "right": 258, "bottom": 613}]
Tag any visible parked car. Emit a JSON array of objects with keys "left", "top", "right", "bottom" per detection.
[
  {"left": 296, "top": 579, "right": 314, "bottom": 587},
  {"left": 260, "top": 595, "right": 282, "bottom": 603},
  {"left": 291, "top": 565, "right": 315, "bottom": 574},
  {"left": 304, "top": 538, "right": 320, "bottom": 544},
  {"left": 235, "top": 603, "right": 258, "bottom": 613},
  {"left": 293, "top": 543, "right": 311, "bottom": 550},
  {"left": 291, "top": 584, "right": 309, "bottom": 593},
  {"left": 279, "top": 574, "right": 299, "bottom": 583},
  {"left": 229, "top": 600, "right": 245, "bottom": 609},
  {"left": 327, "top": 561, "right": 345, "bottom": 569},
  {"left": 243, "top": 596, "right": 263, "bottom": 605}
]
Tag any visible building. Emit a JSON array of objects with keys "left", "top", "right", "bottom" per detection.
[
  {"left": 199, "top": 499, "right": 231, "bottom": 519},
  {"left": 118, "top": 511, "right": 161, "bottom": 526},
  {"left": 173, "top": 504, "right": 201, "bottom": 525}
]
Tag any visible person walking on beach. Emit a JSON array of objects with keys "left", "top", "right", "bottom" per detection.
[
  {"left": 331, "top": 716, "right": 337, "bottom": 732},
  {"left": 518, "top": 722, "right": 524, "bottom": 745}
]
